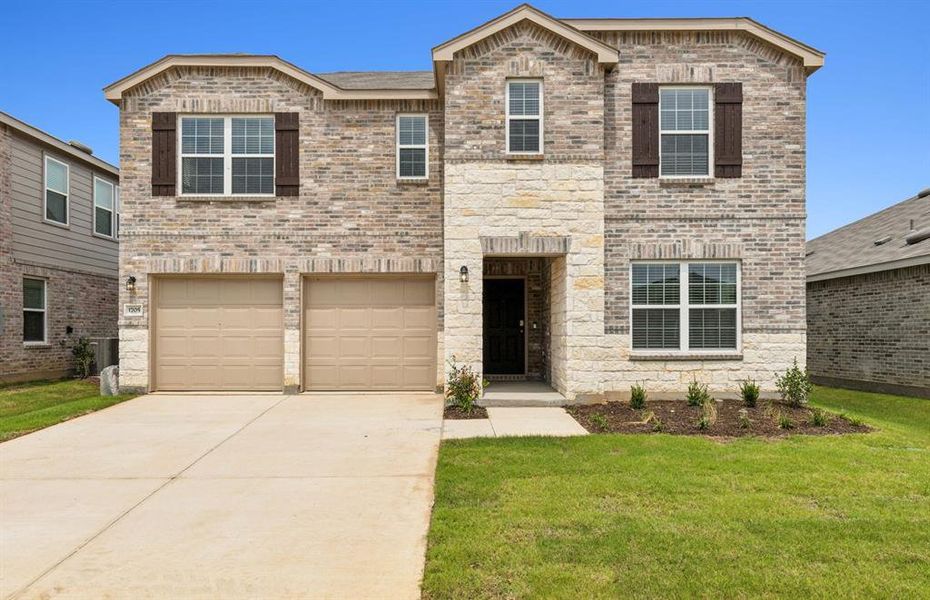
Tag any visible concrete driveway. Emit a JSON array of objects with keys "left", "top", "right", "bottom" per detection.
[{"left": 0, "top": 392, "right": 443, "bottom": 599}]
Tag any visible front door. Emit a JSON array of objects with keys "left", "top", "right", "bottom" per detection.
[{"left": 483, "top": 278, "right": 525, "bottom": 375}]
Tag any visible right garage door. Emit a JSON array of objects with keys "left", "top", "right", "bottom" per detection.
[{"left": 303, "top": 276, "right": 436, "bottom": 391}]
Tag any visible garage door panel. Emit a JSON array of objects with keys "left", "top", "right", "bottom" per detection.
[
  {"left": 303, "top": 277, "right": 436, "bottom": 391},
  {"left": 154, "top": 278, "right": 283, "bottom": 391}
]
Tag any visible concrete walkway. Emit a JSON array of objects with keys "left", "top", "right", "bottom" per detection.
[
  {"left": 442, "top": 407, "right": 588, "bottom": 439},
  {"left": 0, "top": 392, "right": 443, "bottom": 599}
]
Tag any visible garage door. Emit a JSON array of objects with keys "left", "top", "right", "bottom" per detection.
[
  {"left": 154, "top": 278, "right": 283, "bottom": 391},
  {"left": 303, "top": 277, "right": 436, "bottom": 391}
]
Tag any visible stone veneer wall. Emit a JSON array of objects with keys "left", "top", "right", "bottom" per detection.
[
  {"left": 592, "top": 30, "right": 809, "bottom": 397},
  {"left": 807, "top": 264, "right": 930, "bottom": 398},
  {"left": 118, "top": 67, "right": 444, "bottom": 392}
]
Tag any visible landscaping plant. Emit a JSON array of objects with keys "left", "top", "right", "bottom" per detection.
[
  {"left": 72, "top": 337, "right": 95, "bottom": 379},
  {"left": 777, "top": 411, "right": 794, "bottom": 430},
  {"left": 630, "top": 383, "right": 647, "bottom": 409},
  {"left": 590, "top": 413, "right": 609, "bottom": 431},
  {"left": 809, "top": 408, "right": 829, "bottom": 427},
  {"left": 776, "top": 358, "right": 813, "bottom": 407},
  {"left": 445, "top": 356, "right": 485, "bottom": 414},
  {"left": 740, "top": 379, "right": 760, "bottom": 407},
  {"left": 737, "top": 408, "right": 752, "bottom": 429},
  {"left": 696, "top": 396, "right": 717, "bottom": 430},
  {"left": 686, "top": 379, "right": 712, "bottom": 407}
]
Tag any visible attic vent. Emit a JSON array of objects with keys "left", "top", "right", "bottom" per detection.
[
  {"left": 805, "top": 250, "right": 815, "bottom": 257},
  {"left": 68, "top": 140, "right": 93, "bottom": 155},
  {"left": 918, "top": 188, "right": 930, "bottom": 199},
  {"left": 873, "top": 235, "right": 892, "bottom": 246},
  {"left": 904, "top": 228, "right": 930, "bottom": 245}
]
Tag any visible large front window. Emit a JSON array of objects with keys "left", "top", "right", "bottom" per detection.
[
  {"left": 631, "top": 262, "right": 739, "bottom": 352},
  {"left": 506, "top": 80, "right": 542, "bottom": 154},
  {"left": 179, "top": 116, "right": 274, "bottom": 196},
  {"left": 659, "top": 87, "right": 711, "bottom": 177}
]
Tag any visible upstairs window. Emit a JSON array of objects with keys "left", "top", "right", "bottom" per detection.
[
  {"left": 180, "top": 116, "right": 274, "bottom": 196},
  {"left": 631, "top": 262, "right": 740, "bottom": 352},
  {"left": 23, "top": 277, "right": 47, "bottom": 344},
  {"left": 506, "top": 80, "right": 542, "bottom": 154},
  {"left": 44, "top": 156, "right": 69, "bottom": 225},
  {"left": 396, "top": 114, "right": 428, "bottom": 179},
  {"left": 659, "top": 87, "right": 711, "bottom": 177},
  {"left": 93, "top": 177, "right": 116, "bottom": 238}
]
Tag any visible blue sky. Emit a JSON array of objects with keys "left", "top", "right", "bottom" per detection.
[{"left": 1, "top": 0, "right": 927, "bottom": 238}]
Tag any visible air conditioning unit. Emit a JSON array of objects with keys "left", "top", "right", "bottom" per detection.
[{"left": 88, "top": 337, "right": 119, "bottom": 375}]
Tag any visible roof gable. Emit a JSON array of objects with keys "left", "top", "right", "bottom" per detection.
[{"left": 432, "top": 4, "right": 618, "bottom": 64}]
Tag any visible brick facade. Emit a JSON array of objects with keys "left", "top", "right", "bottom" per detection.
[
  {"left": 807, "top": 264, "right": 930, "bottom": 398},
  {"left": 115, "top": 19, "right": 812, "bottom": 399}
]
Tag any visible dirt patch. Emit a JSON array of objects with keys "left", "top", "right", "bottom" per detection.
[
  {"left": 444, "top": 405, "right": 489, "bottom": 420},
  {"left": 566, "top": 400, "right": 870, "bottom": 437}
]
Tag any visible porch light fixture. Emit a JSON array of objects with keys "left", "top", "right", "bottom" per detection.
[
  {"left": 459, "top": 265, "right": 469, "bottom": 283},
  {"left": 126, "top": 276, "right": 136, "bottom": 293}
]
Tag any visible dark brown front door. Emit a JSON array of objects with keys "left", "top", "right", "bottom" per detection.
[{"left": 483, "top": 278, "right": 525, "bottom": 375}]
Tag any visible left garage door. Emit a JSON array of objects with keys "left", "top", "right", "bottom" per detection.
[{"left": 153, "top": 278, "right": 283, "bottom": 391}]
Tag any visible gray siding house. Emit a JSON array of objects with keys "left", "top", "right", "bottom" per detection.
[
  {"left": 807, "top": 189, "right": 930, "bottom": 398},
  {"left": 104, "top": 4, "right": 824, "bottom": 399},
  {"left": 0, "top": 112, "right": 120, "bottom": 383}
]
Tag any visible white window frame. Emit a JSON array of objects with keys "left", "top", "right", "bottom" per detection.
[
  {"left": 177, "top": 114, "right": 276, "bottom": 197},
  {"left": 23, "top": 277, "right": 47, "bottom": 345},
  {"left": 658, "top": 86, "right": 713, "bottom": 179},
  {"left": 43, "top": 155, "right": 70, "bottom": 226},
  {"left": 92, "top": 176, "right": 117, "bottom": 240},
  {"left": 629, "top": 261, "right": 741, "bottom": 354},
  {"left": 395, "top": 113, "right": 429, "bottom": 180},
  {"left": 505, "top": 79, "right": 543, "bottom": 155}
]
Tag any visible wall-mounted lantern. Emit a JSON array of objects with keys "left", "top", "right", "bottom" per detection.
[
  {"left": 459, "top": 265, "right": 469, "bottom": 283},
  {"left": 126, "top": 276, "right": 137, "bottom": 294}
]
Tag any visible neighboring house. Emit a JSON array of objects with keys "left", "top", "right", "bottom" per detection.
[
  {"left": 806, "top": 190, "right": 930, "bottom": 399},
  {"left": 0, "top": 112, "right": 120, "bottom": 383},
  {"left": 103, "top": 4, "right": 824, "bottom": 399}
]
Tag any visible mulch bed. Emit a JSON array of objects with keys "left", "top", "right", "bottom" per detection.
[
  {"left": 444, "top": 405, "right": 489, "bottom": 419},
  {"left": 567, "top": 399, "right": 871, "bottom": 438}
]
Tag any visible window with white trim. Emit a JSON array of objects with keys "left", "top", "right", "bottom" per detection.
[
  {"left": 506, "top": 80, "right": 542, "bottom": 154},
  {"left": 659, "top": 87, "right": 711, "bottom": 177},
  {"left": 179, "top": 116, "right": 274, "bottom": 196},
  {"left": 23, "top": 277, "right": 47, "bottom": 344},
  {"left": 631, "top": 262, "right": 740, "bottom": 351},
  {"left": 44, "top": 156, "right": 69, "bottom": 225},
  {"left": 396, "top": 114, "right": 427, "bottom": 179},
  {"left": 93, "top": 177, "right": 116, "bottom": 238}
]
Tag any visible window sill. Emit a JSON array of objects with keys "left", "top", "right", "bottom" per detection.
[
  {"left": 629, "top": 353, "right": 742, "bottom": 361},
  {"left": 396, "top": 178, "right": 430, "bottom": 186},
  {"left": 505, "top": 154, "right": 545, "bottom": 162},
  {"left": 92, "top": 232, "right": 118, "bottom": 242},
  {"left": 659, "top": 177, "right": 715, "bottom": 187},
  {"left": 175, "top": 196, "right": 277, "bottom": 203},
  {"left": 24, "top": 342, "right": 51, "bottom": 349},
  {"left": 43, "top": 219, "right": 70, "bottom": 230}
]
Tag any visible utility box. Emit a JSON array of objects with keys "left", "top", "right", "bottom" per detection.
[{"left": 89, "top": 337, "right": 119, "bottom": 375}]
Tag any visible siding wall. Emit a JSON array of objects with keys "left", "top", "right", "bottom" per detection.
[{"left": 9, "top": 132, "right": 119, "bottom": 277}]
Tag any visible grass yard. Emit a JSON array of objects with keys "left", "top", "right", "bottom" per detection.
[
  {"left": 0, "top": 379, "right": 137, "bottom": 442},
  {"left": 423, "top": 386, "right": 930, "bottom": 599}
]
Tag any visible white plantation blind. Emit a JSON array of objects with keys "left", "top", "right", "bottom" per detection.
[
  {"left": 507, "top": 80, "right": 542, "bottom": 153},
  {"left": 180, "top": 116, "right": 275, "bottom": 195},
  {"left": 396, "top": 114, "right": 428, "bottom": 179},
  {"left": 660, "top": 88, "right": 711, "bottom": 177}
]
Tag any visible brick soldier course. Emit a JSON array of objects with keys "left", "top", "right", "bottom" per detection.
[{"left": 105, "top": 5, "right": 824, "bottom": 399}]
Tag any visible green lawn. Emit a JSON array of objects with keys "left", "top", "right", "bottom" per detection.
[
  {"left": 423, "top": 387, "right": 930, "bottom": 599},
  {"left": 0, "top": 379, "right": 137, "bottom": 442}
]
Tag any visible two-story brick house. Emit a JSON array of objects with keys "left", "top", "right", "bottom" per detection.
[
  {"left": 0, "top": 112, "right": 120, "bottom": 383},
  {"left": 104, "top": 4, "right": 823, "bottom": 399}
]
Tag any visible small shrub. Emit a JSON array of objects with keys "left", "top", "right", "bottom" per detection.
[
  {"left": 738, "top": 408, "right": 752, "bottom": 429},
  {"left": 809, "top": 408, "right": 829, "bottom": 427},
  {"left": 701, "top": 397, "right": 718, "bottom": 427},
  {"left": 590, "top": 413, "right": 610, "bottom": 431},
  {"left": 72, "top": 337, "right": 95, "bottom": 379},
  {"left": 740, "top": 379, "right": 760, "bottom": 407},
  {"left": 630, "top": 383, "right": 647, "bottom": 409},
  {"left": 445, "top": 356, "right": 485, "bottom": 414},
  {"left": 776, "top": 412, "right": 794, "bottom": 430},
  {"left": 686, "top": 379, "right": 711, "bottom": 407},
  {"left": 844, "top": 414, "right": 866, "bottom": 427},
  {"left": 696, "top": 415, "right": 711, "bottom": 430},
  {"left": 652, "top": 417, "right": 665, "bottom": 433},
  {"left": 775, "top": 358, "right": 813, "bottom": 407}
]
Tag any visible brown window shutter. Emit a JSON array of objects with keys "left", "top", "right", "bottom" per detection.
[
  {"left": 151, "top": 112, "right": 177, "bottom": 196},
  {"left": 631, "top": 83, "right": 659, "bottom": 178},
  {"left": 714, "top": 83, "right": 743, "bottom": 178},
  {"left": 275, "top": 113, "right": 299, "bottom": 197}
]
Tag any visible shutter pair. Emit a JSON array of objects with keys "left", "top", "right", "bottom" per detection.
[
  {"left": 632, "top": 82, "right": 743, "bottom": 178},
  {"left": 151, "top": 113, "right": 300, "bottom": 196}
]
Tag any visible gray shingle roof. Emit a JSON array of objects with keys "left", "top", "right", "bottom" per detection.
[
  {"left": 315, "top": 71, "right": 434, "bottom": 90},
  {"left": 806, "top": 190, "right": 930, "bottom": 279}
]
